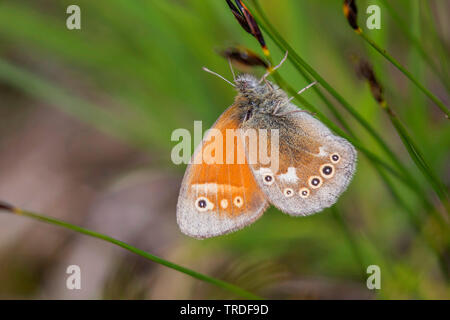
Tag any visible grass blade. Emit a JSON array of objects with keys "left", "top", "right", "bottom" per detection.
[
  {"left": 379, "top": 0, "right": 450, "bottom": 91},
  {"left": 358, "top": 31, "right": 449, "bottom": 119},
  {"left": 383, "top": 104, "right": 449, "bottom": 215},
  {"left": 0, "top": 202, "right": 262, "bottom": 300},
  {"left": 250, "top": 0, "right": 438, "bottom": 214}
]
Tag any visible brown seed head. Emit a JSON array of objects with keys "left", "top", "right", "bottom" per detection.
[
  {"left": 356, "top": 59, "right": 385, "bottom": 105},
  {"left": 343, "top": 0, "right": 360, "bottom": 32},
  {"left": 225, "top": 0, "right": 270, "bottom": 56},
  {"left": 220, "top": 46, "right": 269, "bottom": 71},
  {"left": 0, "top": 201, "right": 14, "bottom": 212}
]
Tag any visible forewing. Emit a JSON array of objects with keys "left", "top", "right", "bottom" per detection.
[{"left": 177, "top": 105, "right": 268, "bottom": 239}]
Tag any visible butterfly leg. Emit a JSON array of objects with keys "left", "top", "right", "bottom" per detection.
[
  {"left": 259, "top": 51, "right": 289, "bottom": 84},
  {"left": 272, "top": 100, "right": 283, "bottom": 115},
  {"left": 264, "top": 77, "right": 274, "bottom": 91}
]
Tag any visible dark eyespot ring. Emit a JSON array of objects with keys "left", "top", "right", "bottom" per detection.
[
  {"left": 309, "top": 176, "right": 322, "bottom": 189},
  {"left": 198, "top": 199, "right": 207, "bottom": 208},
  {"left": 330, "top": 153, "right": 340, "bottom": 163},
  {"left": 320, "top": 163, "right": 335, "bottom": 179},
  {"left": 234, "top": 196, "right": 243, "bottom": 208},
  {"left": 261, "top": 169, "right": 275, "bottom": 186},
  {"left": 195, "top": 197, "right": 212, "bottom": 212},
  {"left": 299, "top": 187, "right": 310, "bottom": 198},
  {"left": 284, "top": 188, "right": 294, "bottom": 198}
]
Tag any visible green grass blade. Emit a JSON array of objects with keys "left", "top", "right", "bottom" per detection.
[
  {"left": 331, "top": 207, "right": 367, "bottom": 281},
  {"left": 421, "top": 0, "right": 450, "bottom": 82},
  {"left": 0, "top": 202, "right": 262, "bottom": 300},
  {"left": 358, "top": 31, "right": 450, "bottom": 119},
  {"left": 379, "top": 0, "right": 450, "bottom": 91},
  {"left": 250, "top": 0, "right": 436, "bottom": 213},
  {"left": 383, "top": 105, "right": 449, "bottom": 216}
]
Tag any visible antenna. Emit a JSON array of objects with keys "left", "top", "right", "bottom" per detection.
[
  {"left": 202, "top": 67, "right": 235, "bottom": 87},
  {"left": 228, "top": 58, "right": 236, "bottom": 81}
]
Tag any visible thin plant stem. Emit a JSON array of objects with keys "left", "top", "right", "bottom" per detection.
[
  {"left": 250, "top": 0, "right": 436, "bottom": 214},
  {"left": 379, "top": 0, "right": 450, "bottom": 91},
  {"left": 374, "top": 164, "right": 449, "bottom": 281},
  {"left": 252, "top": 1, "right": 410, "bottom": 179},
  {"left": 382, "top": 103, "right": 449, "bottom": 216},
  {"left": 250, "top": 4, "right": 449, "bottom": 282},
  {"left": 359, "top": 31, "right": 450, "bottom": 119},
  {"left": 0, "top": 202, "right": 263, "bottom": 300},
  {"left": 330, "top": 207, "right": 367, "bottom": 281},
  {"left": 278, "top": 72, "right": 450, "bottom": 276},
  {"left": 279, "top": 69, "right": 449, "bottom": 280},
  {"left": 265, "top": 45, "right": 354, "bottom": 134},
  {"left": 275, "top": 60, "right": 354, "bottom": 135},
  {"left": 421, "top": 0, "right": 450, "bottom": 81}
]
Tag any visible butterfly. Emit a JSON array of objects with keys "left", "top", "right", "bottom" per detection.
[{"left": 177, "top": 53, "right": 357, "bottom": 239}]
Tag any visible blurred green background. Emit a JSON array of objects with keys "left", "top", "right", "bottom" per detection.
[{"left": 0, "top": 0, "right": 448, "bottom": 299}]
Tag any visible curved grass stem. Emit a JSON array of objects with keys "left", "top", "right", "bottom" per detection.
[
  {"left": 359, "top": 31, "right": 450, "bottom": 119},
  {"left": 330, "top": 207, "right": 367, "bottom": 281},
  {"left": 382, "top": 104, "right": 450, "bottom": 216},
  {"left": 250, "top": 0, "right": 436, "bottom": 214},
  {"left": 379, "top": 0, "right": 450, "bottom": 92},
  {"left": 0, "top": 202, "right": 263, "bottom": 300}
]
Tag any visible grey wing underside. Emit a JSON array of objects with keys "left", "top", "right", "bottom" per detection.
[{"left": 243, "top": 103, "right": 357, "bottom": 216}]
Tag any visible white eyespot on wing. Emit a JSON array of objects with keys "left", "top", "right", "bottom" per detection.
[
  {"left": 233, "top": 196, "right": 244, "bottom": 208},
  {"left": 330, "top": 153, "right": 341, "bottom": 163},
  {"left": 308, "top": 176, "right": 323, "bottom": 189},
  {"left": 283, "top": 188, "right": 294, "bottom": 198},
  {"left": 220, "top": 199, "right": 229, "bottom": 209},
  {"left": 178, "top": 180, "right": 268, "bottom": 239},
  {"left": 299, "top": 188, "right": 310, "bottom": 198},
  {"left": 247, "top": 135, "right": 356, "bottom": 217},
  {"left": 194, "top": 196, "right": 214, "bottom": 212},
  {"left": 256, "top": 167, "right": 275, "bottom": 185},
  {"left": 243, "top": 100, "right": 357, "bottom": 218},
  {"left": 278, "top": 167, "right": 299, "bottom": 183},
  {"left": 176, "top": 103, "right": 271, "bottom": 239},
  {"left": 320, "top": 163, "right": 335, "bottom": 179}
]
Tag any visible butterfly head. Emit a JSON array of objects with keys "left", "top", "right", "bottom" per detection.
[
  {"left": 235, "top": 74, "right": 288, "bottom": 114},
  {"left": 234, "top": 74, "right": 261, "bottom": 93}
]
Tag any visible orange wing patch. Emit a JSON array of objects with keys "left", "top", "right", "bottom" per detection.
[
  {"left": 189, "top": 105, "right": 265, "bottom": 218},
  {"left": 177, "top": 104, "right": 268, "bottom": 238}
]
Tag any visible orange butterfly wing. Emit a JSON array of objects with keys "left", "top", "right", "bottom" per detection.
[{"left": 177, "top": 104, "right": 268, "bottom": 239}]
